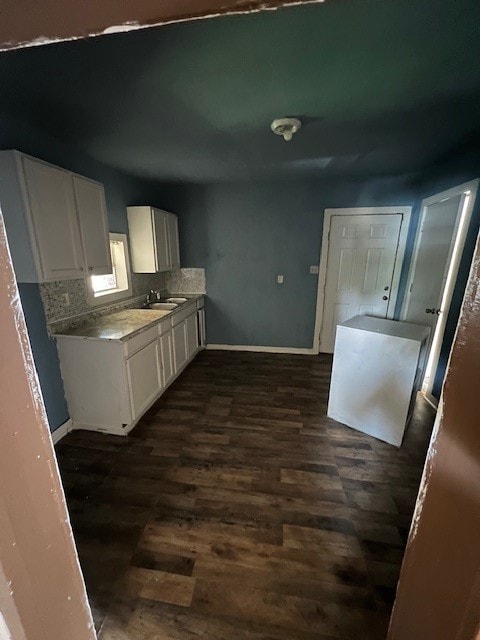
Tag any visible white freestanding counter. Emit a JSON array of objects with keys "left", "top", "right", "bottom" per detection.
[{"left": 327, "top": 315, "right": 430, "bottom": 447}]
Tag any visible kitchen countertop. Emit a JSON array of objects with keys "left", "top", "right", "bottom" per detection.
[{"left": 53, "top": 294, "right": 204, "bottom": 342}]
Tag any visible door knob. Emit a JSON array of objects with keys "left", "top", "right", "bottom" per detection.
[{"left": 382, "top": 296, "right": 388, "bottom": 301}]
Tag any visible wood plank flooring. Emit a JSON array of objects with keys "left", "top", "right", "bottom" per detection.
[{"left": 55, "top": 350, "right": 436, "bottom": 639}]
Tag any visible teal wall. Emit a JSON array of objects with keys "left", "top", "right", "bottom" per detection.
[
  {"left": 173, "top": 166, "right": 478, "bottom": 400},
  {"left": 17, "top": 283, "right": 70, "bottom": 428},
  {"left": 176, "top": 177, "right": 417, "bottom": 348}
]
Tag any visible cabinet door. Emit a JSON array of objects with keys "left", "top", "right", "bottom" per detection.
[
  {"left": 160, "top": 331, "right": 174, "bottom": 386},
  {"left": 185, "top": 313, "right": 198, "bottom": 359},
  {"left": 198, "top": 308, "right": 206, "bottom": 347},
  {"left": 23, "top": 157, "right": 84, "bottom": 280},
  {"left": 126, "top": 340, "right": 161, "bottom": 419},
  {"left": 153, "top": 209, "right": 170, "bottom": 272},
  {"left": 167, "top": 213, "right": 180, "bottom": 270},
  {"left": 172, "top": 321, "right": 188, "bottom": 373},
  {"left": 73, "top": 176, "right": 112, "bottom": 275}
]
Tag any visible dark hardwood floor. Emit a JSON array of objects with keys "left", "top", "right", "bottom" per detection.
[{"left": 55, "top": 350, "right": 436, "bottom": 639}]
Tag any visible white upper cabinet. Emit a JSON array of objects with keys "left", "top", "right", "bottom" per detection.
[
  {"left": 73, "top": 175, "right": 112, "bottom": 276},
  {"left": 167, "top": 213, "right": 181, "bottom": 270},
  {"left": 0, "top": 150, "right": 111, "bottom": 283},
  {"left": 23, "top": 157, "right": 85, "bottom": 281},
  {"left": 153, "top": 209, "right": 171, "bottom": 271},
  {"left": 127, "top": 206, "right": 180, "bottom": 273}
]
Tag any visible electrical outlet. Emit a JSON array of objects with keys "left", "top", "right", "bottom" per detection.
[
  {"left": 309, "top": 265, "right": 319, "bottom": 274},
  {"left": 62, "top": 293, "right": 70, "bottom": 306},
  {"left": 277, "top": 275, "right": 284, "bottom": 284}
]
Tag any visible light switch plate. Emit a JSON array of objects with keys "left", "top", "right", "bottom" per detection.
[
  {"left": 309, "top": 265, "right": 319, "bottom": 274},
  {"left": 277, "top": 275, "right": 284, "bottom": 284}
]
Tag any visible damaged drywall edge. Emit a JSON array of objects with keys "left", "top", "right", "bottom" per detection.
[
  {"left": 408, "top": 399, "right": 443, "bottom": 541},
  {"left": 0, "top": 564, "right": 25, "bottom": 640},
  {"left": 0, "top": 212, "right": 96, "bottom": 638},
  {"left": 407, "top": 237, "right": 480, "bottom": 543},
  {"left": 0, "top": 0, "right": 325, "bottom": 51}
]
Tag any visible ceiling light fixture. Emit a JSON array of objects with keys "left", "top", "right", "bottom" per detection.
[{"left": 270, "top": 117, "right": 302, "bottom": 142}]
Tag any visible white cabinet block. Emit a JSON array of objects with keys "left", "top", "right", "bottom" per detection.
[{"left": 328, "top": 315, "right": 430, "bottom": 447}]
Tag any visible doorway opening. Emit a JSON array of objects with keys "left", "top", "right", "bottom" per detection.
[{"left": 401, "top": 179, "right": 479, "bottom": 405}]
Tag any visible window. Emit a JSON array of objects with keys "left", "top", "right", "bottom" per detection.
[{"left": 87, "top": 233, "right": 132, "bottom": 305}]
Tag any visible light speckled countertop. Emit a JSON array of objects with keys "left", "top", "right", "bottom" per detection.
[{"left": 53, "top": 294, "right": 204, "bottom": 342}]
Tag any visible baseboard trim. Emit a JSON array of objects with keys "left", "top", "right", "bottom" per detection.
[
  {"left": 206, "top": 344, "right": 316, "bottom": 355},
  {"left": 51, "top": 418, "right": 73, "bottom": 444}
]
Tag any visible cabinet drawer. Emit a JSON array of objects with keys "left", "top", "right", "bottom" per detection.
[
  {"left": 124, "top": 325, "right": 158, "bottom": 357},
  {"left": 172, "top": 302, "right": 197, "bottom": 326}
]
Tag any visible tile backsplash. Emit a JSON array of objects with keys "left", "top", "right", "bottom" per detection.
[
  {"left": 41, "top": 272, "right": 166, "bottom": 326},
  {"left": 40, "top": 267, "right": 206, "bottom": 335},
  {"left": 164, "top": 268, "right": 206, "bottom": 294}
]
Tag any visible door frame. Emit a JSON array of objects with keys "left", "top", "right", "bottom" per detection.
[
  {"left": 401, "top": 179, "right": 479, "bottom": 401},
  {"left": 313, "top": 206, "right": 412, "bottom": 354}
]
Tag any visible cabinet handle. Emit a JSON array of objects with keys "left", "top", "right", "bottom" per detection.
[
  {"left": 88, "top": 266, "right": 94, "bottom": 272},
  {"left": 79, "top": 266, "right": 84, "bottom": 271}
]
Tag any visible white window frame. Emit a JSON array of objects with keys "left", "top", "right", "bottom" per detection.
[{"left": 86, "top": 232, "right": 132, "bottom": 307}]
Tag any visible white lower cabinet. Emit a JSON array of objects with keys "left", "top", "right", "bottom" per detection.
[
  {"left": 56, "top": 300, "right": 203, "bottom": 436},
  {"left": 185, "top": 313, "right": 198, "bottom": 359},
  {"left": 126, "top": 339, "right": 161, "bottom": 419},
  {"left": 172, "top": 322, "right": 188, "bottom": 373},
  {"left": 197, "top": 306, "right": 206, "bottom": 347},
  {"left": 160, "top": 331, "right": 174, "bottom": 385}
]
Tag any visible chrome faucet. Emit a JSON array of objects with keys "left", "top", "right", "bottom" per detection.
[{"left": 146, "top": 289, "right": 160, "bottom": 304}]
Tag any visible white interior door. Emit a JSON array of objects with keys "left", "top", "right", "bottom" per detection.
[
  {"left": 401, "top": 187, "right": 475, "bottom": 397},
  {"left": 320, "top": 214, "right": 403, "bottom": 353},
  {"left": 402, "top": 195, "right": 462, "bottom": 330}
]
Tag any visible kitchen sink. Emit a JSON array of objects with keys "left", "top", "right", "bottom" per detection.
[{"left": 149, "top": 302, "right": 178, "bottom": 310}]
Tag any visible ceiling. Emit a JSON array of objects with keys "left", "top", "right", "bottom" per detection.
[{"left": 0, "top": 0, "right": 479, "bottom": 182}]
